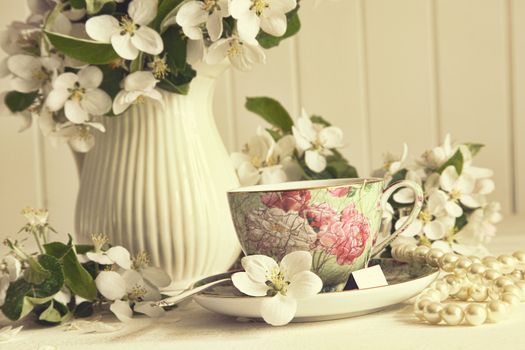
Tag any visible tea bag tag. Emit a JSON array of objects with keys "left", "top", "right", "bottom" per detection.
[{"left": 346, "top": 265, "right": 388, "bottom": 290}]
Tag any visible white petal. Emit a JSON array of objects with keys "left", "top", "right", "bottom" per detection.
[
  {"left": 177, "top": 1, "right": 207, "bottom": 26},
  {"left": 305, "top": 150, "right": 327, "bottom": 173},
  {"left": 476, "top": 179, "right": 495, "bottom": 195},
  {"left": 46, "top": 89, "right": 70, "bottom": 111},
  {"left": 113, "top": 90, "right": 131, "bottom": 115},
  {"left": 445, "top": 201, "right": 463, "bottom": 217},
  {"left": 236, "top": 13, "right": 261, "bottom": 45},
  {"left": 121, "top": 269, "right": 144, "bottom": 290},
  {"left": 53, "top": 12, "right": 72, "bottom": 35},
  {"left": 423, "top": 220, "right": 445, "bottom": 240},
  {"left": 271, "top": 0, "right": 297, "bottom": 12},
  {"left": 182, "top": 25, "right": 203, "bottom": 41},
  {"left": 128, "top": 0, "right": 158, "bottom": 26},
  {"left": 86, "top": 251, "right": 114, "bottom": 265},
  {"left": 141, "top": 267, "right": 171, "bottom": 288},
  {"left": 230, "top": 0, "right": 252, "bottom": 19},
  {"left": 205, "top": 38, "right": 230, "bottom": 64},
  {"left": 109, "top": 299, "right": 133, "bottom": 322},
  {"left": 10, "top": 77, "right": 40, "bottom": 93},
  {"left": 260, "top": 10, "right": 287, "bottom": 37},
  {"left": 7, "top": 54, "right": 41, "bottom": 80},
  {"left": 319, "top": 126, "right": 344, "bottom": 149},
  {"left": 286, "top": 271, "right": 322, "bottom": 299},
  {"left": 95, "top": 271, "right": 127, "bottom": 300},
  {"left": 241, "top": 255, "right": 278, "bottom": 283},
  {"left": 64, "top": 100, "right": 89, "bottom": 123},
  {"left": 81, "top": 89, "right": 112, "bottom": 116},
  {"left": 78, "top": 66, "right": 103, "bottom": 88},
  {"left": 86, "top": 15, "right": 120, "bottom": 42},
  {"left": 231, "top": 272, "right": 269, "bottom": 297},
  {"left": 207, "top": 9, "right": 224, "bottom": 41},
  {"left": 440, "top": 166, "right": 458, "bottom": 192},
  {"left": 260, "top": 166, "right": 287, "bottom": 184},
  {"left": 460, "top": 194, "right": 480, "bottom": 208},
  {"left": 124, "top": 71, "right": 158, "bottom": 91},
  {"left": 396, "top": 217, "right": 423, "bottom": 237},
  {"left": 4, "top": 256, "right": 22, "bottom": 282},
  {"left": 105, "top": 246, "right": 132, "bottom": 270},
  {"left": 393, "top": 188, "right": 415, "bottom": 204},
  {"left": 134, "top": 302, "right": 165, "bottom": 318},
  {"left": 260, "top": 294, "right": 297, "bottom": 326},
  {"left": 294, "top": 116, "right": 317, "bottom": 143},
  {"left": 111, "top": 33, "right": 139, "bottom": 60},
  {"left": 237, "top": 162, "right": 261, "bottom": 186},
  {"left": 431, "top": 240, "right": 453, "bottom": 253},
  {"left": 132, "top": 26, "right": 164, "bottom": 56},
  {"left": 69, "top": 129, "right": 95, "bottom": 153},
  {"left": 53, "top": 72, "right": 78, "bottom": 90},
  {"left": 276, "top": 135, "right": 296, "bottom": 158},
  {"left": 279, "top": 251, "right": 312, "bottom": 280},
  {"left": 231, "top": 152, "right": 250, "bottom": 169}
]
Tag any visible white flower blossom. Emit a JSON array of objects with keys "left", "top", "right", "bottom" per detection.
[
  {"left": 230, "top": 0, "right": 297, "bottom": 44},
  {"left": 175, "top": 0, "right": 229, "bottom": 41},
  {"left": 86, "top": 0, "right": 163, "bottom": 60},
  {"left": 206, "top": 35, "right": 266, "bottom": 71},
  {"left": 440, "top": 165, "right": 479, "bottom": 209},
  {"left": 292, "top": 110, "right": 344, "bottom": 173},
  {"left": 232, "top": 251, "right": 322, "bottom": 326},
  {"left": 46, "top": 66, "right": 112, "bottom": 124},
  {"left": 231, "top": 127, "right": 295, "bottom": 186},
  {"left": 7, "top": 54, "right": 61, "bottom": 93},
  {"left": 86, "top": 234, "right": 131, "bottom": 270},
  {"left": 113, "top": 71, "right": 163, "bottom": 115}
]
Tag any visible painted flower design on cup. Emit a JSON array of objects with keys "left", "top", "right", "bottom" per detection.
[
  {"left": 328, "top": 187, "right": 350, "bottom": 198},
  {"left": 261, "top": 190, "right": 311, "bottom": 213},
  {"left": 232, "top": 251, "right": 322, "bottom": 326},
  {"left": 303, "top": 202, "right": 339, "bottom": 231},
  {"left": 242, "top": 207, "right": 317, "bottom": 261},
  {"left": 317, "top": 204, "right": 371, "bottom": 265}
]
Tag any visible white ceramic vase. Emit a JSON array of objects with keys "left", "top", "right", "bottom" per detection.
[{"left": 74, "top": 62, "right": 241, "bottom": 286}]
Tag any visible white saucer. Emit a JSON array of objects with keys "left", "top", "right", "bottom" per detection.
[{"left": 192, "top": 259, "right": 438, "bottom": 322}]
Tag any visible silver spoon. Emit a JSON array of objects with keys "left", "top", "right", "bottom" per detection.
[{"left": 153, "top": 272, "right": 234, "bottom": 308}]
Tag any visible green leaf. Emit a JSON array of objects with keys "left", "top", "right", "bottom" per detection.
[
  {"left": 74, "top": 302, "right": 94, "bottom": 318},
  {"left": 130, "top": 52, "right": 145, "bottom": 73},
  {"left": 45, "top": 31, "right": 119, "bottom": 65},
  {"left": 1, "top": 279, "right": 32, "bottom": 320},
  {"left": 30, "top": 254, "right": 65, "bottom": 298},
  {"left": 85, "top": 0, "right": 115, "bottom": 14},
  {"left": 455, "top": 214, "right": 468, "bottom": 231},
  {"left": 4, "top": 91, "right": 38, "bottom": 113},
  {"left": 158, "top": 66, "right": 196, "bottom": 95},
  {"left": 24, "top": 256, "right": 51, "bottom": 285},
  {"left": 266, "top": 128, "right": 282, "bottom": 141},
  {"left": 152, "top": 0, "right": 184, "bottom": 31},
  {"left": 75, "top": 244, "right": 94, "bottom": 255},
  {"left": 70, "top": 0, "right": 86, "bottom": 9},
  {"left": 44, "top": 241, "right": 97, "bottom": 300},
  {"left": 98, "top": 65, "right": 126, "bottom": 99},
  {"left": 257, "top": 9, "right": 301, "bottom": 49},
  {"left": 163, "top": 26, "right": 187, "bottom": 71},
  {"left": 38, "top": 301, "right": 62, "bottom": 323},
  {"left": 464, "top": 143, "right": 484, "bottom": 157},
  {"left": 437, "top": 149, "right": 464, "bottom": 174},
  {"left": 310, "top": 115, "right": 331, "bottom": 127},
  {"left": 245, "top": 97, "right": 294, "bottom": 133}
]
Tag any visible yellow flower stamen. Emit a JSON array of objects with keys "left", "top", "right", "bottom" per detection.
[
  {"left": 120, "top": 16, "right": 137, "bottom": 35},
  {"left": 128, "top": 284, "right": 147, "bottom": 301},
  {"left": 91, "top": 233, "right": 109, "bottom": 252},
  {"left": 132, "top": 251, "right": 151, "bottom": 270},
  {"left": 267, "top": 267, "right": 289, "bottom": 295},
  {"left": 149, "top": 56, "right": 170, "bottom": 79},
  {"left": 251, "top": 0, "right": 269, "bottom": 15}
]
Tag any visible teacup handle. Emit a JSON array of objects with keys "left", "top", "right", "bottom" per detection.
[{"left": 371, "top": 180, "right": 424, "bottom": 257}]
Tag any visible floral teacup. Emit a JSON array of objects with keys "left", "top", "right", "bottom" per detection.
[{"left": 227, "top": 178, "right": 423, "bottom": 292}]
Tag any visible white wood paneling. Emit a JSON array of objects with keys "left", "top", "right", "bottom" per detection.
[
  {"left": 363, "top": 0, "right": 438, "bottom": 170},
  {"left": 435, "top": 0, "right": 514, "bottom": 213},
  {"left": 511, "top": 0, "right": 525, "bottom": 213}
]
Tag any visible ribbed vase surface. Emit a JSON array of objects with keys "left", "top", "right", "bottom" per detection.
[{"left": 74, "top": 63, "right": 241, "bottom": 285}]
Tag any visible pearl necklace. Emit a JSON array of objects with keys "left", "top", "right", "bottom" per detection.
[{"left": 391, "top": 244, "right": 525, "bottom": 326}]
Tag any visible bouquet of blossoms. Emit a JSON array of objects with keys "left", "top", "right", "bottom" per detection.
[
  {"left": 0, "top": 208, "right": 171, "bottom": 326},
  {"left": 373, "top": 134, "right": 502, "bottom": 257},
  {"left": 231, "top": 96, "right": 358, "bottom": 186},
  {"left": 1, "top": 0, "right": 302, "bottom": 152}
]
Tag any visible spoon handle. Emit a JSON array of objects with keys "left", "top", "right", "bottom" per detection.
[{"left": 154, "top": 278, "right": 231, "bottom": 308}]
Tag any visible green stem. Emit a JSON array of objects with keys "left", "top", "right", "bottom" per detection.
[{"left": 32, "top": 231, "right": 44, "bottom": 254}]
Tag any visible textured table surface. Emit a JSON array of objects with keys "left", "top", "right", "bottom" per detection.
[{"left": 5, "top": 216, "right": 525, "bottom": 350}]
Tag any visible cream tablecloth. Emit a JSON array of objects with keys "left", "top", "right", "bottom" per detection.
[{"left": 7, "top": 217, "right": 525, "bottom": 350}]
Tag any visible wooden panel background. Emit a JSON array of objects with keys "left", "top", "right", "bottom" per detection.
[{"left": 0, "top": 0, "right": 524, "bottom": 238}]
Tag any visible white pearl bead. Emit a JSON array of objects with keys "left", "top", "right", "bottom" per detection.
[
  {"left": 432, "top": 280, "right": 450, "bottom": 301},
  {"left": 502, "top": 284, "right": 523, "bottom": 300},
  {"left": 426, "top": 249, "right": 445, "bottom": 268},
  {"left": 444, "top": 274, "right": 463, "bottom": 295},
  {"left": 510, "top": 270, "right": 523, "bottom": 282},
  {"left": 466, "top": 263, "right": 486, "bottom": 283},
  {"left": 465, "top": 304, "right": 487, "bottom": 326},
  {"left": 468, "top": 256, "right": 482, "bottom": 265},
  {"left": 414, "top": 299, "right": 433, "bottom": 320},
  {"left": 423, "top": 302, "right": 443, "bottom": 324},
  {"left": 482, "top": 256, "right": 502, "bottom": 271},
  {"left": 487, "top": 300, "right": 509, "bottom": 323},
  {"left": 440, "top": 253, "right": 459, "bottom": 272},
  {"left": 414, "top": 245, "right": 430, "bottom": 264},
  {"left": 501, "top": 293, "right": 521, "bottom": 311},
  {"left": 452, "top": 286, "right": 471, "bottom": 301},
  {"left": 497, "top": 255, "right": 518, "bottom": 274},
  {"left": 439, "top": 304, "right": 464, "bottom": 326},
  {"left": 469, "top": 285, "right": 489, "bottom": 302},
  {"left": 493, "top": 276, "right": 514, "bottom": 291},
  {"left": 512, "top": 251, "right": 525, "bottom": 266},
  {"left": 454, "top": 257, "right": 473, "bottom": 277},
  {"left": 482, "top": 269, "right": 502, "bottom": 284},
  {"left": 419, "top": 288, "right": 442, "bottom": 302}
]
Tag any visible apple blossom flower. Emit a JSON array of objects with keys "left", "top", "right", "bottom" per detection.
[
  {"left": 86, "top": 0, "right": 163, "bottom": 60},
  {"left": 372, "top": 143, "right": 408, "bottom": 179},
  {"left": 231, "top": 128, "right": 295, "bottom": 186},
  {"left": 455, "top": 202, "right": 502, "bottom": 246},
  {"left": 418, "top": 133, "right": 456, "bottom": 169},
  {"left": 232, "top": 251, "right": 322, "bottom": 326},
  {"left": 175, "top": 0, "right": 229, "bottom": 41},
  {"left": 6, "top": 54, "right": 61, "bottom": 93},
  {"left": 86, "top": 233, "right": 131, "bottom": 270},
  {"left": 46, "top": 66, "right": 112, "bottom": 124},
  {"left": 131, "top": 251, "right": 171, "bottom": 289},
  {"left": 230, "top": 0, "right": 297, "bottom": 44},
  {"left": 95, "top": 269, "right": 165, "bottom": 322},
  {"left": 292, "top": 110, "right": 344, "bottom": 173},
  {"left": 440, "top": 165, "right": 479, "bottom": 209},
  {"left": 206, "top": 35, "right": 266, "bottom": 71},
  {"left": 112, "top": 71, "right": 163, "bottom": 115}
]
